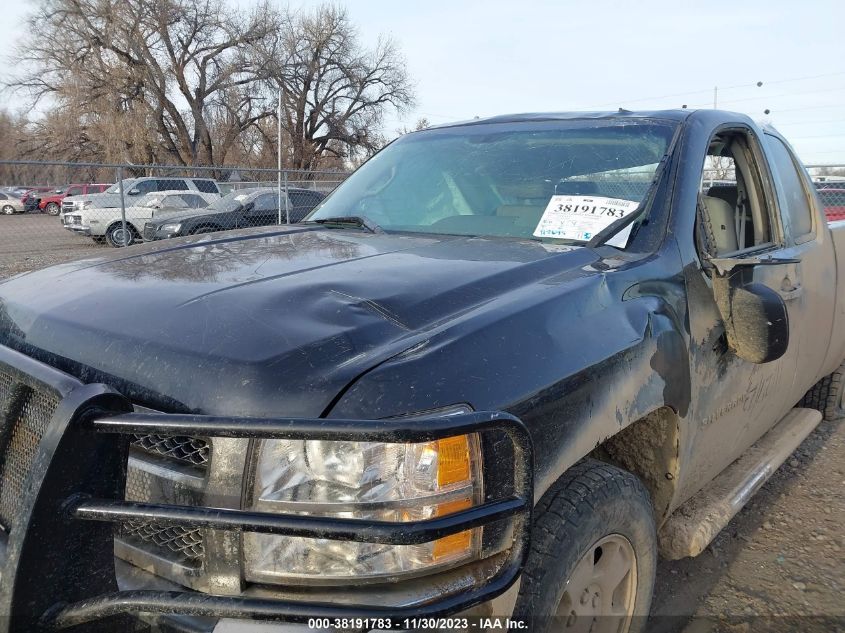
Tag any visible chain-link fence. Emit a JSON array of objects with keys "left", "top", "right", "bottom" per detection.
[
  {"left": 2, "top": 159, "right": 845, "bottom": 280},
  {"left": 807, "top": 165, "right": 845, "bottom": 222},
  {"left": 0, "top": 160, "right": 348, "bottom": 279}
]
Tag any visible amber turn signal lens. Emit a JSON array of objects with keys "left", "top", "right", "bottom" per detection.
[
  {"left": 436, "top": 434, "right": 472, "bottom": 487},
  {"left": 433, "top": 497, "right": 473, "bottom": 560}
]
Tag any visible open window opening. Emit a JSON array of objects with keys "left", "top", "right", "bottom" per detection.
[{"left": 698, "top": 131, "right": 776, "bottom": 257}]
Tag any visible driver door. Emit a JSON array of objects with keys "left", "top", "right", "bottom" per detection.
[{"left": 679, "top": 127, "right": 801, "bottom": 500}]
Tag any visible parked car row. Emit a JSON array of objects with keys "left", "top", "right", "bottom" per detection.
[
  {"left": 0, "top": 183, "right": 111, "bottom": 215},
  {"left": 63, "top": 190, "right": 219, "bottom": 246},
  {"left": 60, "top": 186, "right": 326, "bottom": 247},
  {"left": 0, "top": 181, "right": 329, "bottom": 243}
]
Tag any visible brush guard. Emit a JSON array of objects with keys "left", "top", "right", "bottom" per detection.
[{"left": 0, "top": 344, "right": 533, "bottom": 632}]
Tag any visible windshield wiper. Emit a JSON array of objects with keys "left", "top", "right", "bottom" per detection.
[
  {"left": 587, "top": 203, "right": 645, "bottom": 248},
  {"left": 310, "top": 215, "right": 382, "bottom": 233}
]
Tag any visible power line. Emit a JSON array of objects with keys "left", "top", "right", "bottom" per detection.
[
  {"left": 769, "top": 118, "right": 845, "bottom": 127},
  {"left": 788, "top": 133, "right": 845, "bottom": 140},
  {"left": 582, "top": 71, "right": 845, "bottom": 110},
  {"left": 686, "top": 85, "right": 845, "bottom": 108},
  {"left": 771, "top": 103, "right": 845, "bottom": 113}
]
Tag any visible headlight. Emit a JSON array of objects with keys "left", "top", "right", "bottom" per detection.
[
  {"left": 244, "top": 405, "right": 483, "bottom": 583},
  {"left": 161, "top": 223, "right": 181, "bottom": 232}
]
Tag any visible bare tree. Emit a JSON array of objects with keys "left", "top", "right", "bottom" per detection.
[
  {"left": 262, "top": 5, "right": 415, "bottom": 170},
  {"left": 11, "top": 0, "right": 281, "bottom": 166},
  {"left": 6, "top": 1, "right": 414, "bottom": 171},
  {"left": 396, "top": 117, "right": 431, "bottom": 136}
]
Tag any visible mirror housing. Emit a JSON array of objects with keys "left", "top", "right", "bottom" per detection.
[
  {"left": 128, "top": 188, "right": 140, "bottom": 196},
  {"left": 713, "top": 269, "right": 789, "bottom": 364}
]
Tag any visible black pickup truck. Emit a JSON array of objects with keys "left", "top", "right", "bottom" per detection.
[{"left": 1, "top": 109, "right": 843, "bottom": 633}]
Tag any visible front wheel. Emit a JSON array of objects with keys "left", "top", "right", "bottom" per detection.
[
  {"left": 45, "top": 202, "right": 60, "bottom": 216},
  {"left": 2, "top": 205, "right": 14, "bottom": 215},
  {"left": 105, "top": 223, "right": 137, "bottom": 247},
  {"left": 513, "top": 459, "right": 656, "bottom": 633}
]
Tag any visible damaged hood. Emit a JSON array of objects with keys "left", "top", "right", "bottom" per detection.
[{"left": 0, "top": 226, "right": 599, "bottom": 417}]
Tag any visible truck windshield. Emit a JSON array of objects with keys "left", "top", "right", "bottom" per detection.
[{"left": 309, "top": 119, "right": 677, "bottom": 245}]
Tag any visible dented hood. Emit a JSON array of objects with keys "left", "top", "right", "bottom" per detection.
[{"left": 0, "top": 226, "right": 598, "bottom": 416}]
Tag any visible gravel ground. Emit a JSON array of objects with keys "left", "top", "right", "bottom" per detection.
[
  {"left": 650, "top": 417, "right": 845, "bottom": 633},
  {"left": 2, "top": 212, "right": 844, "bottom": 632},
  {"left": 0, "top": 212, "right": 110, "bottom": 278}
]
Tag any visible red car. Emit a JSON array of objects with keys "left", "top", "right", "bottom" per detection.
[
  {"left": 38, "top": 183, "right": 111, "bottom": 216},
  {"left": 819, "top": 188, "right": 845, "bottom": 222}
]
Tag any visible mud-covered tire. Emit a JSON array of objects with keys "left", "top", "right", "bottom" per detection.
[
  {"left": 513, "top": 459, "right": 656, "bottom": 633},
  {"left": 799, "top": 359, "right": 845, "bottom": 421}
]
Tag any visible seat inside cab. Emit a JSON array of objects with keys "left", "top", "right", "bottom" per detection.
[{"left": 700, "top": 133, "right": 773, "bottom": 256}]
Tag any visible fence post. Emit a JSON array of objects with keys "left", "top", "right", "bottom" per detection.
[
  {"left": 284, "top": 170, "right": 290, "bottom": 224},
  {"left": 117, "top": 166, "right": 128, "bottom": 247}
]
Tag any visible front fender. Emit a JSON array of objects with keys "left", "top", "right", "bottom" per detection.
[{"left": 327, "top": 272, "right": 690, "bottom": 501}]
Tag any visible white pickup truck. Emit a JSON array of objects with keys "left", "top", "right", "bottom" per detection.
[{"left": 63, "top": 190, "right": 219, "bottom": 246}]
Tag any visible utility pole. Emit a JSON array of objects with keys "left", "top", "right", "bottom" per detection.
[{"left": 713, "top": 86, "right": 718, "bottom": 109}]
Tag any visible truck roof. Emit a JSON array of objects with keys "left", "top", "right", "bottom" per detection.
[{"left": 427, "top": 108, "right": 774, "bottom": 131}]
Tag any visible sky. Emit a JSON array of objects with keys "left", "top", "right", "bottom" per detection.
[{"left": 1, "top": 0, "right": 844, "bottom": 164}]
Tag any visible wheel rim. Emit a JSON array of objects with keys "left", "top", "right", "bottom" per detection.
[
  {"left": 110, "top": 227, "right": 132, "bottom": 246},
  {"left": 556, "top": 534, "right": 637, "bottom": 633},
  {"left": 47, "top": 203, "right": 59, "bottom": 215},
  {"left": 2, "top": 205, "right": 13, "bottom": 214}
]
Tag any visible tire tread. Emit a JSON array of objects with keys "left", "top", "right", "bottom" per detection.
[
  {"left": 517, "top": 458, "right": 653, "bottom": 621},
  {"left": 799, "top": 360, "right": 845, "bottom": 421}
]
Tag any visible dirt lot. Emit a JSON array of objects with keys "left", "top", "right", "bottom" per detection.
[
  {"left": 650, "top": 417, "right": 845, "bottom": 632},
  {"left": 1, "top": 212, "right": 843, "bottom": 632},
  {"left": 0, "top": 212, "right": 110, "bottom": 278}
]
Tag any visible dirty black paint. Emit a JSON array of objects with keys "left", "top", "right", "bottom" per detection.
[{"left": 0, "top": 108, "right": 840, "bottom": 528}]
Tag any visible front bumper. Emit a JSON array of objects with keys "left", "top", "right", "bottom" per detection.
[{"left": 0, "top": 344, "right": 533, "bottom": 632}]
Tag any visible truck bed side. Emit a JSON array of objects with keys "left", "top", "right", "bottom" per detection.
[{"left": 821, "top": 220, "right": 845, "bottom": 374}]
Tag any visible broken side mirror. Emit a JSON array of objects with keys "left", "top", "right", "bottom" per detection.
[{"left": 711, "top": 261, "right": 790, "bottom": 364}]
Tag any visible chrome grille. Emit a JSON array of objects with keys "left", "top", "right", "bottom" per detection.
[
  {"left": 120, "top": 520, "right": 205, "bottom": 568},
  {"left": 130, "top": 433, "right": 210, "bottom": 468},
  {"left": 120, "top": 453, "right": 208, "bottom": 572},
  {"left": 0, "top": 371, "right": 60, "bottom": 529}
]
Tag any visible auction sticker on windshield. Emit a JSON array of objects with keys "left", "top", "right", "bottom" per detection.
[{"left": 533, "top": 195, "right": 640, "bottom": 248}]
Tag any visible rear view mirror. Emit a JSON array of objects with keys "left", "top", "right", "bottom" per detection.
[
  {"left": 128, "top": 189, "right": 140, "bottom": 196},
  {"left": 713, "top": 269, "right": 789, "bottom": 364}
]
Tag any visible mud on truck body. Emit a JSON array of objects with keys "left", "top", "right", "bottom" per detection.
[{"left": 1, "top": 109, "right": 844, "bottom": 632}]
